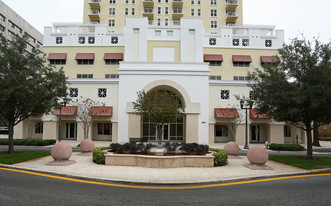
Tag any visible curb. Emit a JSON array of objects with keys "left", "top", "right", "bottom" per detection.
[{"left": 1, "top": 163, "right": 331, "bottom": 186}]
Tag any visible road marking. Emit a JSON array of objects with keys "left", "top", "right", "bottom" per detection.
[{"left": 0, "top": 167, "right": 330, "bottom": 190}]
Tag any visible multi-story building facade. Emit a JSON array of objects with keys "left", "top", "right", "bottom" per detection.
[
  {"left": 0, "top": 0, "right": 43, "bottom": 137},
  {"left": 14, "top": 0, "right": 305, "bottom": 145},
  {"left": 0, "top": 0, "right": 43, "bottom": 50}
]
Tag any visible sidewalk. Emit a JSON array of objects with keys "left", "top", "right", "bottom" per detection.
[{"left": 1, "top": 141, "right": 330, "bottom": 185}]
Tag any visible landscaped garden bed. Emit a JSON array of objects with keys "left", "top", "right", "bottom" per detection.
[{"left": 93, "top": 142, "right": 228, "bottom": 168}]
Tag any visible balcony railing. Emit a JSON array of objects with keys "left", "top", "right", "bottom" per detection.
[
  {"left": 89, "top": 10, "right": 100, "bottom": 15},
  {"left": 89, "top": 0, "right": 101, "bottom": 9},
  {"left": 143, "top": 0, "right": 154, "bottom": 8},
  {"left": 172, "top": 0, "right": 183, "bottom": 9},
  {"left": 226, "top": 11, "right": 237, "bottom": 17}
]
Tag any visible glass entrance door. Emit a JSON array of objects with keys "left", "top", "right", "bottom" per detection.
[
  {"left": 250, "top": 125, "right": 260, "bottom": 142},
  {"left": 66, "top": 122, "right": 77, "bottom": 139}
]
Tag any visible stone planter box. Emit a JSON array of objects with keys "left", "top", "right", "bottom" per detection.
[{"left": 105, "top": 152, "right": 214, "bottom": 168}]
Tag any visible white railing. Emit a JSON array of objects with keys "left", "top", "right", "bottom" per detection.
[
  {"left": 226, "top": 11, "right": 237, "bottom": 17},
  {"left": 89, "top": 0, "right": 100, "bottom": 3},
  {"left": 89, "top": 10, "right": 100, "bottom": 15}
]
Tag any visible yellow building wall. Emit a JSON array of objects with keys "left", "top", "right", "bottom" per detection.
[
  {"left": 147, "top": 41, "right": 181, "bottom": 62},
  {"left": 204, "top": 48, "right": 279, "bottom": 80},
  {"left": 43, "top": 46, "right": 124, "bottom": 79}
]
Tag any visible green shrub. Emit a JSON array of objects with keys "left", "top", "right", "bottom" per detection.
[
  {"left": 92, "top": 147, "right": 109, "bottom": 165},
  {"left": 319, "top": 137, "right": 331, "bottom": 141},
  {"left": 269, "top": 143, "right": 305, "bottom": 151},
  {"left": 0, "top": 138, "right": 56, "bottom": 146},
  {"left": 210, "top": 148, "right": 228, "bottom": 166}
]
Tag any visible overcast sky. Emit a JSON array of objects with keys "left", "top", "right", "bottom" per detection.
[{"left": 2, "top": 0, "right": 331, "bottom": 43}]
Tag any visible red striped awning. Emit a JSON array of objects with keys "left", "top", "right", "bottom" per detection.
[
  {"left": 204, "top": 54, "right": 223, "bottom": 62},
  {"left": 249, "top": 109, "right": 270, "bottom": 119},
  {"left": 104, "top": 53, "right": 123, "bottom": 60},
  {"left": 260, "top": 56, "right": 279, "bottom": 63},
  {"left": 214, "top": 108, "right": 240, "bottom": 119},
  {"left": 75, "top": 53, "right": 95, "bottom": 60},
  {"left": 47, "top": 53, "right": 67, "bottom": 60},
  {"left": 232, "top": 55, "right": 252, "bottom": 62},
  {"left": 53, "top": 106, "right": 78, "bottom": 116},
  {"left": 89, "top": 106, "right": 113, "bottom": 117}
]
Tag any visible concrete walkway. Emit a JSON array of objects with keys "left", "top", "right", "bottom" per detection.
[{"left": 1, "top": 141, "right": 330, "bottom": 185}]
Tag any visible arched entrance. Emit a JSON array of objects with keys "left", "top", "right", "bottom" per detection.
[{"left": 141, "top": 86, "right": 185, "bottom": 142}]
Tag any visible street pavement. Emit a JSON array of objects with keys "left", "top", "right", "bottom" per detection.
[{"left": 0, "top": 141, "right": 330, "bottom": 184}]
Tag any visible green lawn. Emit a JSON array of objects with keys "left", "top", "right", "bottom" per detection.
[
  {"left": 269, "top": 155, "right": 331, "bottom": 170},
  {"left": 0, "top": 151, "right": 51, "bottom": 165}
]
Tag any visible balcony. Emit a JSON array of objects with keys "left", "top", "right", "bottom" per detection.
[
  {"left": 143, "top": 0, "right": 154, "bottom": 8},
  {"left": 226, "top": 0, "right": 238, "bottom": 10},
  {"left": 172, "top": 9, "right": 183, "bottom": 20},
  {"left": 172, "top": 0, "right": 183, "bottom": 9},
  {"left": 88, "top": 9, "right": 100, "bottom": 21},
  {"left": 226, "top": 11, "right": 238, "bottom": 22},
  {"left": 143, "top": 8, "right": 154, "bottom": 20},
  {"left": 89, "top": 0, "right": 101, "bottom": 9}
]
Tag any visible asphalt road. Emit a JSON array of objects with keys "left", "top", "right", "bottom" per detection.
[{"left": 0, "top": 168, "right": 330, "bottom": 206}]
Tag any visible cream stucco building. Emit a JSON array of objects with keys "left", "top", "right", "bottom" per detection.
[{"left": 14, "top": 0, "right": 305, "bottom": 145}]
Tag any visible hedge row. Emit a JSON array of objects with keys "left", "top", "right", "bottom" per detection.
[
  {"left": 210, "top": 148, "right": 228, "bottom": 166},
  {"left": 269, "top": 143, "right": 305, "bottom": 151},
  {"left": 0, "top": 139, "right": 56, "bottom": 146},
  {"left": 92, "top": 147, "right": 110, "bottom": 164}
]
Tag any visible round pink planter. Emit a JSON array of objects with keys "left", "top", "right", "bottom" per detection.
[
  {"left": 51, "top": 142, "right": 72, "bottom": 161},
  {"left": 247, "top": 146, "right": 269, "bottom": 164},
  {"left": 224, "top": 141, "right": 240, "bottom": 155},
  {"left": 80, "top": 139, "right": 95, "bottom": 153}
]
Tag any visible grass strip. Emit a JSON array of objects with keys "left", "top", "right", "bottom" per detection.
[
  {"left": 269, "top": 155, "right": 331, "bottom": 170},
  {"left": 0, "top": 151, "right": 51, "bottom": 165}
]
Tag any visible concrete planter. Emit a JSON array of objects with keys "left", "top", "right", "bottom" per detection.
[{"left": 105, "top": 152, "right": 214, "bottom": 168}]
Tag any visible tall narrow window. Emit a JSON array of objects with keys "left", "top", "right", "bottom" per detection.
[
  {"left": 191, "top": 9, "right": 194, "bottom": 16},
  {"left": 165, "top": 7, "right": 169, "bottom": 15},
  {"left": 109, "top": 8, "right": 115, "bottom": 15},
  {"left": 132, "top": 8, "right": 135, "bottom": 15}
]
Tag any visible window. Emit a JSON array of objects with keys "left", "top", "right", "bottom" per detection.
[
  {"left": 88, "top": 37, "right": 95, "bottom": 44},
  {"left": 105, "top": 59, "right": 120, "bottom": 65},
  {"left": 265, "top": 40, "right": 272, "bottom": 47},
  {"left": 211, "top": 9, "right": 217, "bottom": 17},
  {"left": 69, "top": 88, "right": 78, "bottom": 97},
  {"left": 98, "top": 88, "right": 107, "bottom": 98},
  {"left": 98, "top": 123, "right": 112, "bottom": 135},
  {"left": 111, "top": 36, "right": 118, "bottom": 44},
  {"left": 155, "top": 30, "right": 161, "bottom": 36},
  {"left": 197, "top": 9, "right": 201, "bottom": 16},
  {"left": 284, "top": 125, "right": 291, "bottom": 137},
  {"left": 167, "top": 30, "right": 173, "bottom": 36},
  {"left": 56, "top": 37, "right": 63, "bottom": 44},
  {"left": 165, "top": 7, "right": 169, "bottom": 15},
  {"left": 165, "top": 0, "right": 168, "bottom": 2},
  {"left": 125, "top": 8, "right": 128, "bottom": 15},
  {"left": 8, "top": 21, "right": 22, "bottom": 33},
  {"left": 173, "top": 20, "right": 180, "bottom": 26},
  {"left": 109, "top": 19, "right": 115, "bottom": 27},
  {"left": 242, "top": 39, "right": 249, "bottom": 46},
  {"left": 191, "top": 0, "right": 194, "bottom": 5},
  {"left": 50, "top": 59, "right": 66, "bottom": 65},
  {"left": 249, "top": 91, "right": 255, "bottom": 100},
  {"left": 215, "top": 125, "right": 228, "bottom": 137},
  {"left": 233, "top": 62, "right": 250, "bottom": 67},
  {"left": 165, "top": 19, "right": 168, "bottom": 26},
  {"left": 77, "top": 74, "right": 93, "bottom": 79},
  {"left": 209, "top": 38, "right": 216, "bottom": 45},
  {"left": 35, "top": 122, "right": 43, "bottom": 134},
  {"left": 209, "top": 76, "right": 222, "bottom": 80},
  {"left": 109, "top": 0, "right": 116, "bottom": 3},
  {"left": 125, "top": 0, "right": 129, "bottom": 3},
  {"left": 158, "top": 0, "right": 161, "bottom": 2},
  {"left": 191, "top": 9, "right": 194, "bottom": 16},
  {"left": 157, "top": 19, "right": 161, "bottom": 26},
  {"left": 158, "top": 7, "right": 162, "bottom": 15},
  {"left": 220, "top": 90, "right": 230, "bottom": 99},
  {"left": 0, "top": 14, "right": 5, "bottom": 22},
  {"left": 233, "top": 76, "right": 249, "bottom": 81},
  {"left": 132, "top": 8, "right": 135, "bottom": 15},
  {"left": 208, "top": 61, "right": 222, "bottom": 66},
  {"left": 197, "top": 0, "right": 201, "bottom": 4},
  {"left": 132, "top": 0, "right": 135, "bottom": 3},
  {"left": 105, "top": 74, "right": 119, "bottom": 79},
  {"left": 232, "top": 39, "right": 239, "bottom": 46},
  {"left": 211, "top": 21, "right": 217, "bottom": 28},
  {"left": 79, "top": 37, "right": 85, "bottom": 44},
  {"left": 109, "top": 8, "right": 115, "bottom": 15},
  {"left": 77, "top": 59, "right": 94, "bottom": 65},
  {"left": 211, "top": 0, "right": 217, "bottom": 5}
]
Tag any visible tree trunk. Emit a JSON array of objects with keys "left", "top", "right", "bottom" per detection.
[
  {"left": 8, "top": 117, "right": 15, "bottom": 154},
  {"left": 312, "top": 122, "right": 320, "bottom": 147},
  {"left": 305, "top": 123, "right": 313, "bottom": 159}
]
